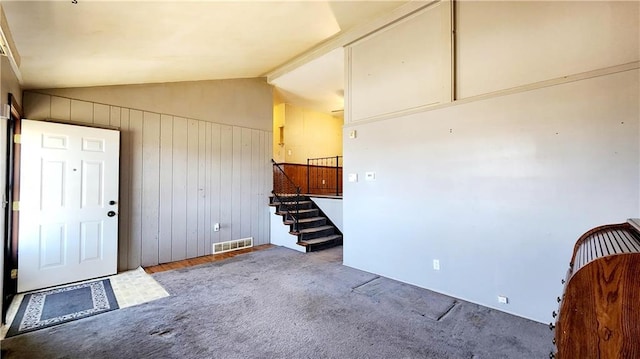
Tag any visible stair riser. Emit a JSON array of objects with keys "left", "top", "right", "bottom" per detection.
[
  {"left": 271, "top": 195, "right": 306, "bottom": 204},
  {"left": 292, "top": 218, "right": 327, "bottom": 231},
  {"left": 277, "top": 202, "right": 313, "bottom": 212},
  {"left": 307, "top": 237, "right": 343, "bottom": 252},
  {"left": 288, "top": 210, "right": 319, "bottom": 220},
  {"left": 299, "top": 227, "right": 335, "bottom": 240}
]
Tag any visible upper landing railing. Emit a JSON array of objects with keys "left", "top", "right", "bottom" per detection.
[
  {"left": 272, "top": 156, "right": 343, "bottom": 197},
  {"left": 306, "top": 156, "right": 342, "bottom": 196}
]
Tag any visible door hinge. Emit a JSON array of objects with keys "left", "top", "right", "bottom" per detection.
[
  {"left": 10, "top": 269, "right": 17, "bottom": 279},
  {"left": 12, "top": 201, "right": 19, "bottom": 211},
  {"left": 13, "top": 134, "right": 20, "bottom": 144}
]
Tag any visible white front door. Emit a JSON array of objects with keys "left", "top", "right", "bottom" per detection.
[{"left": 18, "top": 120, "right": 120, "bottom": 292}]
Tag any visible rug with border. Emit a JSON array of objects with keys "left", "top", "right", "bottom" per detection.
[{"left": 6, "top": 279, "right": 119, "bottom": 338}]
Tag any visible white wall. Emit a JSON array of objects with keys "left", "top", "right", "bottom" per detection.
[
  {"left": 344, "top": 0, "right": 639, "bottom": 323},
  {"left": 269, "top": 207, "right": 305, "bottom": 253},
  {"left": 456, "top": 1, "right": 639, "bottom": 98},
  {"left": 311, "top": 197, "right": 343, "bottom": 233},
  {"left": 23, "top": 80, "right": 273, "bottom": 270},
  {"left": 348, "top": 1, "right": 452, "bottom": 122}
]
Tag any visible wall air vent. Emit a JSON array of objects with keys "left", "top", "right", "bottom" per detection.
[{"left": 213, "top": 237, "right": 253, "bottom": 254}]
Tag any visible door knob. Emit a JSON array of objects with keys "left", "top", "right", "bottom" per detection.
[
  {"left": 107, "top": 211, "right": 116, "bottom": 217},
  {"left": 109, "top": 200, "right": 117, "bottom": 205}
]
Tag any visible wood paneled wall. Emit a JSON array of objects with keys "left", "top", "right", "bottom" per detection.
[
  {"left": 276, "top": 163, "right": 342, "bottom": 196},
  {"left": 23, "top": 92, "right": 273, "bottom": 270}
]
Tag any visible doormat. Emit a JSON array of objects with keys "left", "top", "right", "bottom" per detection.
[{"left": 6, "top": 279, "right": 119, "bottom": 338}]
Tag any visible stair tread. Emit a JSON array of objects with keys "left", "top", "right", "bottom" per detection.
[
  {"left": 296, "top": 225, "right": 334, "bottom": 234},
  {"left": 280, "top": 208, "right": 317, "bottom": 214},
  {"left": 271, "top": 194, "right": 307, "bottom": 200},
  {"left": 289, "top": 208, "right": 316, "bottom": 212},
  {"left": 276, "top": 201, "right": 312, "bottom": 205},
  {"left": 284, "top": 216, "right": 325, "bottom": 225},
  {"left": 298, "top": 234, "right": 342, "bottom": 246},
  {"left": 277, "top": 208, "right": 318, "bottom": 216}
]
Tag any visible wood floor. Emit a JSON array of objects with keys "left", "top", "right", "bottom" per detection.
[{"left": 144, "top": 244, "right": 274, "bottom": 274}]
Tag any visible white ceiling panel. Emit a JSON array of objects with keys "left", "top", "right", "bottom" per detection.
[{"left": 2, "top": 0, "right": 407, "bottom": 91}]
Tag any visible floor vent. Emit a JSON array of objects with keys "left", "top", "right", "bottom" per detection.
[{"left": 213, "top": 237, "right": 253, "bottom": 254}]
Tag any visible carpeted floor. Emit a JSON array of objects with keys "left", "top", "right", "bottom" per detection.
[{"left": 0, "top": 246, "right": 554, "bottom": 358}]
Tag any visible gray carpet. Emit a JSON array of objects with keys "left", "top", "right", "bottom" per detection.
[{"left": 1, "top": 246, "right": 553, "bottom": 358}]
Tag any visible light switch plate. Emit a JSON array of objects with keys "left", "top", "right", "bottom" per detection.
[
  {"left": 348, "top": 173, "right": 358, "bottom": 182},
  {"left": 349, "top": 130, "right": 357, "bottom": 139},
  {"left": 365, "top": 172, "right": 376, "bottom": 181}
]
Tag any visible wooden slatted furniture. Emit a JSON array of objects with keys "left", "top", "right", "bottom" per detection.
[{"left": 552, "top": 219, "right": 640, "bottom": 358}]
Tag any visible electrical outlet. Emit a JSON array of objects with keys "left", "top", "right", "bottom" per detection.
[
  {"left": 433, "top": 259, "right": 440, "bottom": 271},
  {"left": 214, "top": 223, "right": 220, "bottom": 232},
  {"left": 498, "top": 295, "right": 508, "bottom": 304}
]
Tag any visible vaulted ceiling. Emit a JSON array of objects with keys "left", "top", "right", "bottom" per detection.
[{"left": 2, "top": 1, "right": 408, "bottom": 113}]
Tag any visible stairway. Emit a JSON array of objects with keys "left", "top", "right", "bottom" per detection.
[{"left": 269, "top": 194, "right": 342, "bottom": 252}]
